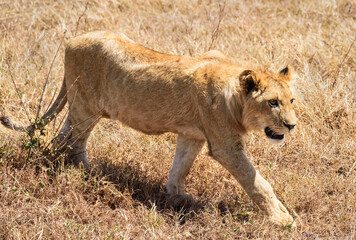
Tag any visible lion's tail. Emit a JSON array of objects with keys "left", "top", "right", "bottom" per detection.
[{"left": 1, "top": 78, "right": 67, "bottom": 134}]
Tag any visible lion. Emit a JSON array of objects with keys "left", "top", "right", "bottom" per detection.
[{"left": 1, "top": 31, "right": 297, "bottom": 227}]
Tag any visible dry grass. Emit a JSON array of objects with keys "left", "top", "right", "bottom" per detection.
[{"left": 0, "top": 0, "right": 355, "bottom": 239}]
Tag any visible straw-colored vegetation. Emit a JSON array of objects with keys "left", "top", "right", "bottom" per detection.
[{"left": 0, "top": 0, "right": 355, "bottom": 239}]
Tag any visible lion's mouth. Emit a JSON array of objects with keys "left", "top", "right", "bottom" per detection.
[{"left": 264, "top": 127, "right": 284, "bottom": 140}]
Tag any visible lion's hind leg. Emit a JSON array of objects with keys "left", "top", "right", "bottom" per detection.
[
  {"left": 61, "top": 110, "right": 101, "bottom": 170},
  {"left": 166, "top": 135, "right": 204, "bottom": 207},
  {"left": 52, "top": 117, "right": 72, "bottom": 153}
]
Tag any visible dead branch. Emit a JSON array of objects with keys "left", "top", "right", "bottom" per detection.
[
  {"left": 208, "top": 1, "right": 226, "bottom": 51},
  {"left": 75, "top": 2, "right": 89, "bottom": 37}
]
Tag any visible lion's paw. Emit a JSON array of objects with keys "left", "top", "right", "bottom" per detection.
[
  {"left": 167, "top": 193, "right": 195, "bottom": 210},
  {"left": 269, "top": 201, "right": 296, "bottom": 229},
  {"left": 270, "top": 212, "right": 296, "bottom": 229}
]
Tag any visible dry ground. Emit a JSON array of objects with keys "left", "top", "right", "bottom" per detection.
[{"left": 0, "top": 0, "right": 355, "bottom": 239}]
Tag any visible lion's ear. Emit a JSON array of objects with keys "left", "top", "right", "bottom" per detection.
[
  {"left": 239, "top": 70, "right": 259, "bottom": 95},
  {"left": 279, "top": 66, "right": 292, "bottom": 80}
]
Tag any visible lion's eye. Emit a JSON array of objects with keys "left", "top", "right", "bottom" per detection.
[
  {"left": 269, "top": 99, "right": 278, "bottom": 107},
  {"left": 290, "top": 98, "right": 295, "bottom": 104}
]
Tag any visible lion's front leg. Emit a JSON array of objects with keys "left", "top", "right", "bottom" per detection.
[
  {"left": 213, "top": 148, "right": 295, "bottom": 227},
  {"left": 166, "top": 135, "right": 204, "bottom": 207}
]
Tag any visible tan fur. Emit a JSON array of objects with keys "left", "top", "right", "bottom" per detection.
[{"left": 1, "top": 31, "right": 298, "bottom": 227}]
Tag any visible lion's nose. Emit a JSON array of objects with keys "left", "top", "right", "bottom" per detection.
[{"left": 283, "top": 122, "right": 296, "bottom": 130}]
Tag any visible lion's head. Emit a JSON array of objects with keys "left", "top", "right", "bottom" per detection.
[{"left": 236, "top": 66, "right": 297, "bottom": 143}]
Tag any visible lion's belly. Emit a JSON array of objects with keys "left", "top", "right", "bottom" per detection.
[
  {"left": 106, "top": 106, "right": 205, "bottom": 140},
  {"left": 175, "top": 125, "right": 205, "bottom": 140}
]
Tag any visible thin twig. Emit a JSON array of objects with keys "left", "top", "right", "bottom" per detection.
[
  {"left": 44, "top": 86, "right": 58, "bottom": 113},
  {"left": 45, "top": 107, "right": 70, "bottom": 152},
  {"left": 346, "top": 160, "right": 356, "bottom": 177},
  {"left": 208, "top": 1, "right": 226, "bottom": 51},
  {"left": 53, "top": 106, "right": 69, "bottom": 135},
  {"left": 4, "top": 48, "right": 31, "bottom": 123},
  {"left": 332, "top": 36, "right": 356, "bottom": 88},
  {"left": 35, "top": 32, "right": 66, "bottom": 126},
  {"left": 75, "top": 2, "right": 89, "bottom": 37}
]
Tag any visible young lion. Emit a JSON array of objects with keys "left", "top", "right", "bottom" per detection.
[{"left": 1, "top": 31, "right": 297, "bottom": 227}]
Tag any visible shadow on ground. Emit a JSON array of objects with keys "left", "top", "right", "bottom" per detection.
[
  {"left": 90, "top": 157, "right": 206, "bottom": 224},
  {"left": 89, "top": 157, "right": 251, "bottom": 224}
]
